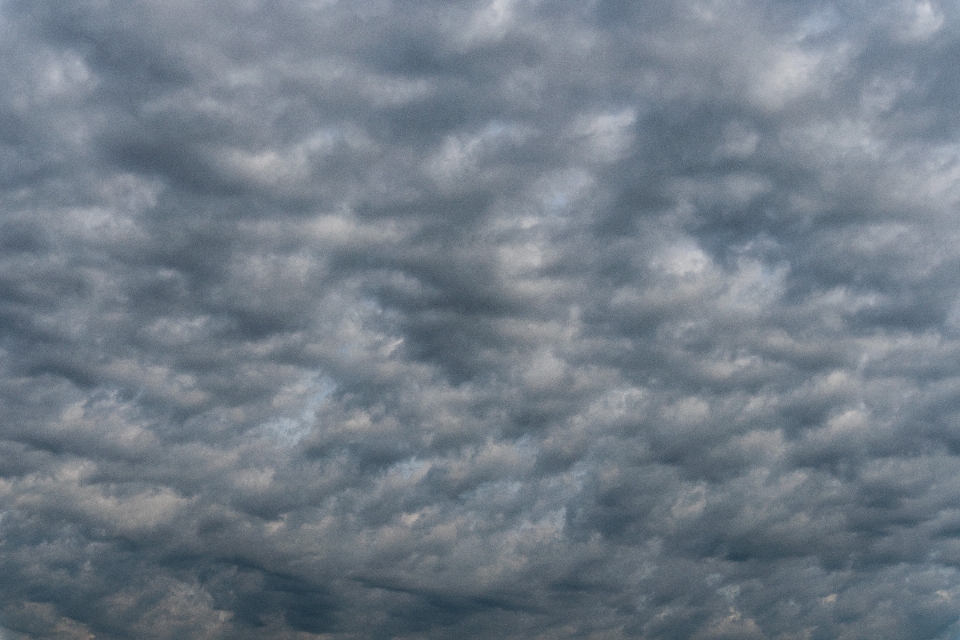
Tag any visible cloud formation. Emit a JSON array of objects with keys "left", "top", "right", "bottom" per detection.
[{"left": 3, "top": 0, "right": 960, "bottom": 638}]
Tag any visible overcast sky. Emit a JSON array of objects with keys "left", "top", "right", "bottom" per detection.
[{"left": 4, "top": 0, "right": 960, "bottom": 638}]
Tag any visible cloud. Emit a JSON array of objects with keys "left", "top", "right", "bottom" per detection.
[{"left": 3, "top": 0, "right": 960, "bottom": 638}]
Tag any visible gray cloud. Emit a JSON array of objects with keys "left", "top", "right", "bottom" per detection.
[{"left": 3, "top": 0, "right": 960, "bottom": 638}]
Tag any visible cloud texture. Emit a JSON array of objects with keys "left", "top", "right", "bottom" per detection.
[{"left": 4, "top": 0, "right": 960, "bottom": 638}]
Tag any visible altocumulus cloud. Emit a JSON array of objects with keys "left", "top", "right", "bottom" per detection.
[{"left": 3, "top": 0, "right": 960, "bottom": 638}]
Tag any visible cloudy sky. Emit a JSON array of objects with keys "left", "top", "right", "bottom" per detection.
[{"left": 4, "top": 0, "right": 960, "bottom": 638}]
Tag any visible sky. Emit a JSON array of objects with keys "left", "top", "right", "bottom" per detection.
[{"left": 3, "top": 0, "right": 960, "bottom": 638}]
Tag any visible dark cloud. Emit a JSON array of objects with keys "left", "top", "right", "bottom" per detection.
[{"left": 3, "top": 0, "right": 960, "bottom": 638}]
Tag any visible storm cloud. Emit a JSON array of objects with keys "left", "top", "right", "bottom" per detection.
[{"left": 3, "top": 0, "right": 960, "bottom": 638}]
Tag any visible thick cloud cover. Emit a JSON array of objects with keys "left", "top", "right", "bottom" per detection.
[{"left": 4, "top": 0, "right": 960, "bottom": 638}]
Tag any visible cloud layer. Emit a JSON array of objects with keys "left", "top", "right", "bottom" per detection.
[{"left": 4, "top": 0, "right": 960, "bottom": 638}]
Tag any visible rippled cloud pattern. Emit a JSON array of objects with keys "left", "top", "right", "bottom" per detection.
[{"left": 3, "top": 1, "right": 960, "bottom": 638}]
